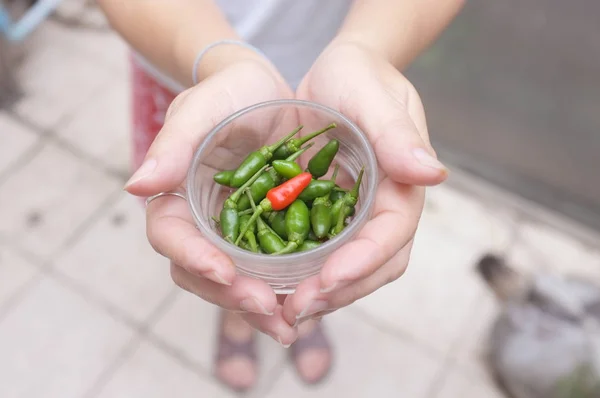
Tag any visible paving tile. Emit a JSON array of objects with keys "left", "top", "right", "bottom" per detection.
[
  {"left": 509, "top": 220, "right": 600, "bottom": 279},
  {"left": 0, "top": 112, "right": 38, "bottom": 175},
  {"left": 56, "top": 78, "right": 130, "bottom": 174},
  {"left": 450, "top": 291, "right": 500, "bottom": 366},
  {"left": 0, "top": 276, "right": 134, "bottom": 398},
  {"left": 54, "top": 18, "right": 129, "bottom": 75},
  {"left": 151, "top": 290, "right": 287, "bottom": 392},
  {"left": 13, "top": 23, "right": 113, "bottom": 130},
  {"left": 263, "top": 309, "right": 443, "bottom": 398},
  {"left": 55, "top": 193, "right": 172, "bottom": 323},
  {"left": 422, "top": 183, "right": 518, "bottom": 252},
  {"left": 96, "top": 341, "right": 234, "bottom": 398},
  {"left": 0, "top": 245, "right": 39, "bottom": 307},
  {"left": 0, "top": 142, "right": 120, "bottom": 257},
  {"left": 433, "top": 362, "right": 506, "bottom": 398},
  {"left": 354, "top": 220, "right": 489, "bottom": 355}
]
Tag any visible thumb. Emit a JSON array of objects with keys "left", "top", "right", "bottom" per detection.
[
  {"left": 124, "top": 84, "right": 235, "bottom": 197},
  {"left": 346, "top": 75, "right": 448, "bottom": 186}
]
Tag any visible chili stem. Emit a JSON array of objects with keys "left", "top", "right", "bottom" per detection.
[
  {"left": 297, "top": 122, "right": 336, "bottom": 146},
  {"left": 228, "top": 165, "right": 269, "bottom": 204},
  {"left": 266, "top": 125, "right": 303, "bottom": 153}
]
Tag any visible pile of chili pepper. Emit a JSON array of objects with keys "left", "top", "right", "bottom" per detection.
[{"left": 212, "top": 123, "right": 365, "bottom": 255}]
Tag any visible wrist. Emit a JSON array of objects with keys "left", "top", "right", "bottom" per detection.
[
  {"left": 328, "top": 33, "right": 395, "bottom": 66},
  {"left": 193, "top": 44, "right": 270, "bottom": 82},
  {"left": 174, "top": 34, "right": 272, "bottom": 85}
]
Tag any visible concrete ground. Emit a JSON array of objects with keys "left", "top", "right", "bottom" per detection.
[{"left": 1, "top": 15, "right": 599, "bottom": 398}]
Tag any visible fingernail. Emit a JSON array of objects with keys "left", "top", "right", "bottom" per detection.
[
  {"left": 296, "top": 299, "right": 329, "bottom": 319},
  {"left": 294, "top": 309, "right": 336, "bottom": 327},
  {"left": 124, "top": 158, "right": 157, "bottom": 189},
  {"left": 204, "top": 271, "right": 232, "bottom": 286},
  {"left": 239, "top": 297, "right": 273, "bottom": 315},
  {"left": 277, "top": 336, "right": 291, "bottom": 349},
  {"left": 412, "top": 149, "right": 447, "bottom": 172},
  {"left": 320, "top": 280, "right": 350, "bottom": 294},
  {"left": 320, "top": 282, "right": 338, "bottom": 294}
]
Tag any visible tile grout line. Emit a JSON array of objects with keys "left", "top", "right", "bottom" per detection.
[
  {"left": 82, "top": 335, "right": 144, "bottom": 398},
  {"left": 444, "top": 168, "right": 600, "bottom": 250},
  {"left": 423, "top": 352, "right": 458, "bottom": 398},
  {"left": 0, "top": 138, "right": 47, "bottom": 188},
  {"left": 346, "top": 305, "right": 447, "bottom": 360},
  {"left": 424, "top": 288, "right": 491, "bottom": 398},
  {"left": 44, "top": 76, "right": 132, "bottom": 182},
  {"left": 40, "top": 269, "right": 220, "bottom": 395},
  {"left": 48, "top": 186, "right": 124, "bottom": 263},
  {"left": 83, "top": 287, "right": 182, "bottom": 398},
  {"left": 50, "top": 132, "right": 130, "bottom": 181},
  {"left": 0, "top": 272, "right": 44, "bottom": 324},
  {"left": 249, "top": 355, "right": 289, "bottom": 398}
]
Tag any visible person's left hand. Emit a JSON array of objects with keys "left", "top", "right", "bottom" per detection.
[{"left": 283, "top": 41, "right": 449, "bottom": 326}]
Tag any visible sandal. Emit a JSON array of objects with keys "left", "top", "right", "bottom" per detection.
[
  {"left": 290, "top": 321, "right": 333, "bottom": 385},
  {"left": 214, "top": 312, "right": 258, "bottom": 393}
]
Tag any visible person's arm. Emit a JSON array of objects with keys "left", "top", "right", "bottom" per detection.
[
  {"left": 334, "top": 0, "right": 465, "bottom": 70},
  {"left": 97, "top": 0, "right": 268, "bottom": 86}
]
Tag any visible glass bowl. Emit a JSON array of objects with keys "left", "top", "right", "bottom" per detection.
[{"left": 187, "top": 99, "right": 378, "bottom": 293}]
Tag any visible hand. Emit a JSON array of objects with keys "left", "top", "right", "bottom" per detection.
[
  {"left": 283, "top": 41, "right": 449, "bottom": 325},
  {"left": 125, "top": 59, "right": 299, "bottom": 346}
]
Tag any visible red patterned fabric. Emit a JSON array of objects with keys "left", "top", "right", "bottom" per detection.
[{"left": 130, "top": 56, "right": 179, "bottom": 171}]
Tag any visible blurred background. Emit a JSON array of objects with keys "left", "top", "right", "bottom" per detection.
[{"left": 0, "top": 1, "right": 598, "bottom": 397}]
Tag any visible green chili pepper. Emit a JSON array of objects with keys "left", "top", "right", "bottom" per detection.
[
  {"left": 297, "top": 240, "right": 321, "bottom": 252},
  {"left": 330, "top": 199, "right": 345, "bottom": 229},
  {"left": 268, "top": 210, "right": 288, "bottom": 240},
  {"left": 330, "top": 203, "right": 355, "bottom": 237},
  {"left": 237, "top": 144, "right": 313, "bottom": 211},
  {"left": 297, "top": 180, "right": 335, "bottom": 202},
  {"left": 274, "top": 199, "right": 310, "bottom": 254},
  {"left": 272, "top": 160, "right": 303, "bottom": 179},
  {"left": 219, "top": 165, "right": 268, "bottom": 243},
  {"left": 247, "top": 190, "right": 286, "bottom": 253},
  {"left": 272, "top": 123, "right": 336, "bottom": 160},
  {"left": 258, "top": 209, "right": 287, "bottom": 245},
  {"left": 307, "top": 139, "right": 339, "bottom": 178},
  {"left": 329, "top": 167, "right": 364, "bottom": 238},
  {"left": 331, "top": 167, "right": 363, "bottom": 222},
  {"left": 310, "top": 165, "right": 339, "bottom": 239},
  {"left": 346, "top": 206, "right": 356, "bottom": 218},
  {"left": 240, "top": 214, "right": 258, "bottom": 253},
  {"left": 308, "top": 229, "right": 319, "bottom": 241},
  {"left": 213, "top": 170, "right": 235, "bottom": 186},
  {"left": 239, "top": 240, "right": 254, "bottom": 252},
  {"left": 230, "top": 125, "right": 302, "bottom": 187},
  {"left": 329, "top": 186, "right": 346, "bottom": 203},
  {"left": 237, "top": 168, "right": 279, "bottom": 211}
]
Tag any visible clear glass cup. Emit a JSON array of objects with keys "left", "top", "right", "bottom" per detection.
[{"left": 187, "top": 99, "right": 378, "bottom": 294}]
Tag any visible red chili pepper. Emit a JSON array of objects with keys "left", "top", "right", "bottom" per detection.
[
  {"left": 235, "top": 172, "right": 313, "bottom": 246},
  {"left": 266, "top": 172, "right": 312, "bottom": 211}
]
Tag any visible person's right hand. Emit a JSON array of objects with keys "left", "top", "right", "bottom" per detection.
[{"left": 124, "top": 59, "right": 299, "bottom": 347}]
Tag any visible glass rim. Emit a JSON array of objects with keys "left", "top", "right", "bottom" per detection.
[{"left": 186, "top": 99, "right": 378, "bottom": 266}]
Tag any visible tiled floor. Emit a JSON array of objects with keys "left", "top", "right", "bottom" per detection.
[{"left": 1, "top": 14, "right": 599, "bottom": 398}]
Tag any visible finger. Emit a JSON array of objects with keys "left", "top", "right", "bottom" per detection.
[
  {"left": 283, "top": 245, "right": 413, "bottom": 324},
  {"left": 319, "top": 179, "right": 424, "bottom": 293},
  {"left": 241, "top": 305, "right": 298, "bottom": 347},
  {"left": 124, "top": 62, "right": 289, "bottom": 196},
  {"left": 170, "top": 263, "right": 277, "bottom": 315},
  {"left": 146, "top": 194, "right": 236, "bottom": 285}
]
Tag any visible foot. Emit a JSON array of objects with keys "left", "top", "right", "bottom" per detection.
[
  {"left": 214, "top": 310, "right": 258, "bottom": 392},
  {"left": 290, "top": 319, "right": 332, "bottom": 384}
]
